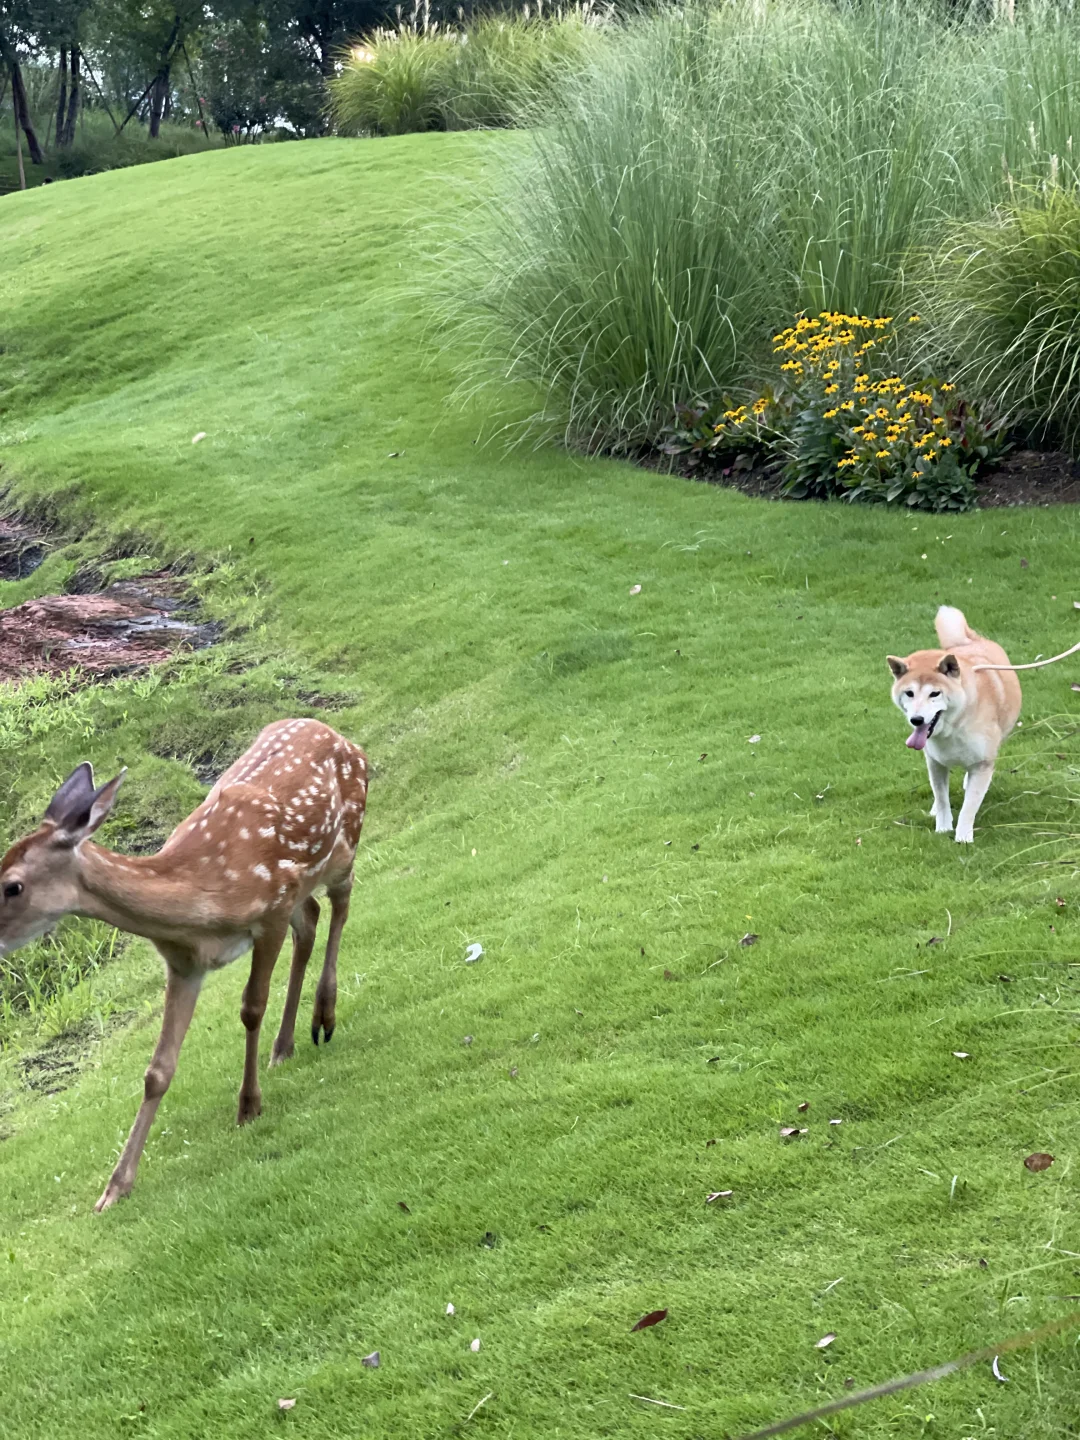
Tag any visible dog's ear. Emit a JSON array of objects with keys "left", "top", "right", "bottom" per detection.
[
  {"left": 886, "top": 656, "right": 908, "bottom": 679},
  {"left": 937, "top": 653, "right": 960, "bottom": 679}
]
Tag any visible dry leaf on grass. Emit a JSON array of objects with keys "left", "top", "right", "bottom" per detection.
[
  {"left": 798, "top": 1101, "right": 810, "bottom": 1113},
  {"left": 362, "top": 1351, "right": 380, "bottom": 1368},
  {"left": 278, "top": 1398, "right": 296, "bottom": 1410},
  {"left": 829, "top": 1118, "right": 843, "bottom": 1126},
  {"left": 706, "top": 1190, "right": 733, "bottom": 1203},
  {"left": 1024, "top": 1152, "right": 1055, "bottom": 1172},
  {"left": 815, "top": 1334, "right": 836, "bottom": 1349},
  {"left": 631, "top": 1309, "right": 668, "bottom": 1332},
  {"left": 740, "top": 933, "right": 759, "bottom": 947},
  {"left": 780, "top": 1127, "right": 808, "bottom": 1139},
  {"left": 397, "top": 1201, "right": 411, "bottom": 1213},
  {"left": 706, "top": 1137, "right": 719, "bottom": 1147}
]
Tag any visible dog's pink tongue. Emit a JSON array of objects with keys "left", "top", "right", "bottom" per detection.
[{"left": 906, "top": 725, "right": 928, "bottom": 751}]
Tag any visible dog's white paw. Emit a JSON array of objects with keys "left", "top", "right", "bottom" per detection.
[
  {"left": 935, "top": 819, "right": 954, "bottom": 834},
  {"left": 954, "top": 828, "right": 974, "bottom": 844}
]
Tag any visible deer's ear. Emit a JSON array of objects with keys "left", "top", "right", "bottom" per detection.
[
  {"left": 45, "top": 765, "right": 127, "bottom": 845},
  {"left": 887, "top": 655, "right": 908, "bottom": 679}
]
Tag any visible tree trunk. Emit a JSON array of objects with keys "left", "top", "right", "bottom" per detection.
[
  {"left": 14, "top": 102, "right": 26, "bottom": 189},
  {"left": 148, "top": 68, "right": 168, "bottom": 138},
  {"left": 62, "top": 45, "right": 81, "bottom": 145},
  {"left": 9, "top": 60, "right": 45, "bottom": 165},
  {"left": 55, "top": 44, "right": 68, "bottom": 148}
]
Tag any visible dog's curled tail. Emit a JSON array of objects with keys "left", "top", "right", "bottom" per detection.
[{"left": 935, "top": 605, "right": 977, "bottom": 649}]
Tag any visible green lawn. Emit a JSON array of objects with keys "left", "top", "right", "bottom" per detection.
[{"left": 1, "top": 134, "right": 1079, "bottom": 1439}]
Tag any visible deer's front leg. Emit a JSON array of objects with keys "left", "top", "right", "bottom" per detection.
[
  {"left": 96, "top": 967, "right": 202, "bottom": 1213},
  {"left": 238, "top": 922, "right": 289, "bottom": 1123}
]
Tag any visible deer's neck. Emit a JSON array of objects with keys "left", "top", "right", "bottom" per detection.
[{"left": 75, "top": 843, "right": 209, "bottom": 943}]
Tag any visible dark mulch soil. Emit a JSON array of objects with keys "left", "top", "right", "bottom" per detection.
[{"left": 647, "top": 445, "right": 1080, "bottom": 508}]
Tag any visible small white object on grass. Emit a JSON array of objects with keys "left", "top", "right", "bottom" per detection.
[
  {"left": 470, "top": 1337, "right": 481, "bottom": 1352},
  {"left": 191, "top": 432, "right": 207, "bottom": 444},
  {"left": 629, "top": 584, "right": 642, "bottom": 595},
  {"left": 446, "top": 1302, "right": 455, "bottom": 1315},
  {"left": 464, "top": 943, "right": 483, "bottom": 964},
  {"left": 748, "top": 735, "right": 761, "bottom": 744}
]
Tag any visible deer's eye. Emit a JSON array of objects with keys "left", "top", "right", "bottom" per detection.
[{"left": 3, "top": 881, "right": 22, "bottom": 899}]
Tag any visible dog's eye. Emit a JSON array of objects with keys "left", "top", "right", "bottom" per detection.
[
  {"left": 929, "top": 690, "right": 940, "bottom": 698},
  {"left": 903, "top": 690, "right": 914, "bottom": 699},
  {"left": 3, "top": 881, "right": 22, "bottom": 900}
]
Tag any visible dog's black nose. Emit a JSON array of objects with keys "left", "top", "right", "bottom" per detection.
[{"left": 910, "top": 714, "right": 925, "bottom": 727}]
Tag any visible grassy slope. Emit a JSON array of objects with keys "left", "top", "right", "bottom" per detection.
[{"left": 1, "top": 136, "right": 1079, "bottom": 1439}]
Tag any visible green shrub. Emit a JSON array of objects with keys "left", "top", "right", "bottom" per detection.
[
  {"left": 921, "top": 188, "right": 1080, "bottom": 452},
  {"left": 452, "top": 0, "right": 1080, "bottom": 448}
]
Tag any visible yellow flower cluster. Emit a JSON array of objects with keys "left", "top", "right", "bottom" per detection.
[
  {"left": 771, "top": 311, "right": 900, "bottom": 380},
  {"left": 714, "top": 310, "right": 966, "bottom": 489}
]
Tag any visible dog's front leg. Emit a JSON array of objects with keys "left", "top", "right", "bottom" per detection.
[
  {"left": 925, "top": 754, "right": 953, "bottom": 833},
  {"left": 954, "top": 763, "right": 994, "bottom": 844}
]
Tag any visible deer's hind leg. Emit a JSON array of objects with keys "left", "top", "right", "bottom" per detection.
[
  {"left": 270, "top": 895, "right": 320, "bottom": 1067},
  {"left": 312, "top": 872, "right": 352, "bottom": 1046}
]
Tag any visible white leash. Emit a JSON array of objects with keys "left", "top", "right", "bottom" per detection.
[{"left": 973, "top": 638, "right": 1080, "bottom": 672}]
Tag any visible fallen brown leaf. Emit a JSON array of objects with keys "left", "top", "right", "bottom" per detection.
[
  {"left": 508, "top": 1066, "right": 518, "bottom": 1078},
  {"left": 926, "top": 936, "right": 944, "bottom": 946},
  {"left": 1020, "top": 557, "right": 1029, "bottom": 568},
  {"left": 798, "top": 1101, "right": 810, "bottom": 1113},
  {"left": 780, "top": 1126, "right": 808, "bottom": 1139},
  {"left": 397, "top": 1201, "right": 411, "bottom": 1214},
  {"left": 362, "top": 1350, "right": 380, "bottom": 1368},
  {"left": 631, "top": 1309, "right": 668, "bottom": 1332},
  {"left": 1024, "top": 1152, "right": 1055, "bottom": 1172},
  {"left": 462, "top": 1035, "right": 473, "bottom": 1046},
  {"left": 706, "top": 1138, "right": 719, "bottom": 1147},
  {"left": 740, "top": 932, "right": 759, "bottom": 947},
  {"left": 1056, "top": 897, "right": 1067, "bottom": 907},
  {"left": 663, "top": 969, "right": 677, "bottom": 981}
]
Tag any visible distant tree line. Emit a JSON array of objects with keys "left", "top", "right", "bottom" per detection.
[{"left": 0, "top": 0, "right": 409, "bottom": 159}]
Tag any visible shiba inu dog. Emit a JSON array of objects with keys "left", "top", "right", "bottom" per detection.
[{"left": 887, "top": 606, "right": 1021, "bottom": 844}]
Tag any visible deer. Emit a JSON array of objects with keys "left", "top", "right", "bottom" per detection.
[{"left": 0, "top": 717, "right": 368, "bottom": 1212}]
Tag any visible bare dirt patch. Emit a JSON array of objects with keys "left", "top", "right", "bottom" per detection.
[{"left": 0, "top": 576, "right": 220, "bottom": 681}]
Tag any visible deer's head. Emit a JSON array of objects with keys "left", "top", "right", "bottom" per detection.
[{"left": 0, "top": 763, "right": 125, "bottom": 956}]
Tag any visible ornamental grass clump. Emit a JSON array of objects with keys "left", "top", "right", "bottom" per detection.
[
  {"left": 921, "top": 188, "right": 1080, "bottom": 453},
  {"left": 665, "top": 314, "right": 1005, "bottom": 512}
]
